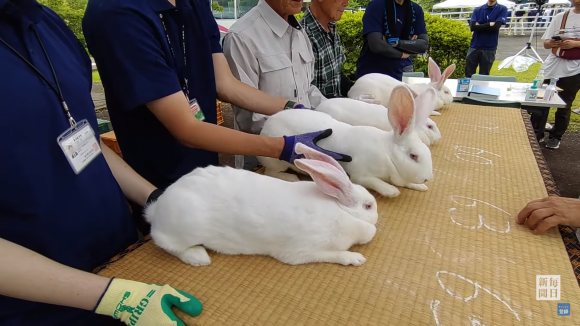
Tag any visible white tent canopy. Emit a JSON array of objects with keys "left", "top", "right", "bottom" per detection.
[{"left": 433, "top": 0, "right": 516, "bottom": 10}]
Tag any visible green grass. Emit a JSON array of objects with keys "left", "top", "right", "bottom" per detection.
[
  {"left": 92, "top": 70, "right": 101, "bottom": 83},
  {"left": 489, "top": 61, "right": 580, "bottom": 131}
]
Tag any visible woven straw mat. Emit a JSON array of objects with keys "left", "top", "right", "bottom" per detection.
[{"left": 97, "top": 103, "right": 580, "bottom": 325}]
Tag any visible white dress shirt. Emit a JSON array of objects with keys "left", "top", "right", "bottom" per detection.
[{"left": 223, "top": 0, "right": 326, "bottom": 169}]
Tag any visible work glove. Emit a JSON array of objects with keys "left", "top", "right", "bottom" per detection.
[
  {"left": 279, "top": 129, "right": 352, "bottom": 164},
  {"left": 352, "top": 94, "right": 382, "bottom": 105},
  {"left": 94, "top": 278, "right": 202, "bottom": 326}
]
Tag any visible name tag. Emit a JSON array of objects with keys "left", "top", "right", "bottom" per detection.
[
  {"left": 56, "top": 119, "right": 101, "bottom": 174},
  {"left": 189, "top": 98, "right": 205, "bottom": 121}
]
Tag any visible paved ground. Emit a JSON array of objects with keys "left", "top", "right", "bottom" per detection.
[
  {"left": 495, "top": 34, "right": 551, "bottom": 61},
  {"left": 91, "top": 34, "right": 578, "bottom": 198}
]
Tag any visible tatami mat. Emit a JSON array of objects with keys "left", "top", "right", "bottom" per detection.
[{"left": 96, "top": 104, "right": 580, "bottom": 325}]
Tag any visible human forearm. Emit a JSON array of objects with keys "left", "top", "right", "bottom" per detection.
[
  {"left": 366, "top": 32, "right": 405, "bottom": 59},
  {"left": 0, "top": 237, "right": 110, "bottom": 311},
  {"left": 396, "top": 34, "right": 429, "bottom": 54},
  {"left": 213, "top": 53, "right": 288, "bottom": 115},
  {"left": 217, "top": 77, "right": 289, "bottom": 114},
  {"left": 148, "top": 91, "right": 284, "bottom": 158},
  {"left": 178, "top": 121, "right": 284, "bottom": 158},
  {"left": 470, "top": 22, "right": 490, "bottom": 32},
  {"left": 101, "top": 140, "right": 156, "bottom": 206}
]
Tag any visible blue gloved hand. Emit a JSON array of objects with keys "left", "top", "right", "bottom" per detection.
[
  {"left": 293, "top": 104, "right": 312, "bottom": 110},
  {"left": 279, "top": 129, "right": 352, "bottom": 164}
]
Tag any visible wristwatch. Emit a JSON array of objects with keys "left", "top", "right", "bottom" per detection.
[
  {"left": 284, "top": 100, "right": 297, "bottom": 110},
  {"left": 146, "top": 188, "right": 164, "bottom": 206}
]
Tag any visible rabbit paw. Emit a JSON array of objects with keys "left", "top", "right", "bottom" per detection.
[
  {"left": 406, "top": 183, "right": 429, "bottom": 191},
  {"left": 376, "top": 184, "right": 401, "bottom": 198},
  {"left": 337, "top": 251, "right": 367, "bottom": 266},
  {"left": 178, "top": 245, "right": 211, "bottom": 266},
  {"left": 430, "top": 111, "right": 442, "bottom": 116}
]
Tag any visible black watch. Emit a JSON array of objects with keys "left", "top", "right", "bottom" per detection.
[
  {"left": 146, "top": 188, "right": 164, "bottom": 206},
  {"left": 284, "top": 100, "right": 297, "bottom": 110}
]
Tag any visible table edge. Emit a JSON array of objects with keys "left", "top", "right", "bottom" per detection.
[{"left": 93, "top": 112, "right": 580, "bottom": 288}]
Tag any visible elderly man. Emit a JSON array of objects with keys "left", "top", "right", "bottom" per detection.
[
  {"left": 223, "top": 0, "right": 327, "bottom": 170},
  {"left": 300, "top": 0, "right": 352, "bottom": 98}
]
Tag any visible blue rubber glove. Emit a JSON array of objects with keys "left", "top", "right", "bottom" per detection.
[
  {"left": 279, "top": 129, "right": 352, "bottom": 164},
  {"left": 293, "top": 104, "right": 312, "bottom": 110}
]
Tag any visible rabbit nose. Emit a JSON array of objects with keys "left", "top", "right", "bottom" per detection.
[{"left": 424, "top": 179, "right": 428, "bottom": 183}]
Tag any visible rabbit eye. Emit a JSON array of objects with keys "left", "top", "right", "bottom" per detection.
[
  {"left": 428, "top": 125, "right": 434, "bottom": 129},
  {"left": 410, "top": 153, "right": 418, "bottom": 162},
  {"left": 444, "top": 90, "right": 449, "bottom": 94},
  {"left": 364, "top": 203, "right": 373, "bottom": 210}
]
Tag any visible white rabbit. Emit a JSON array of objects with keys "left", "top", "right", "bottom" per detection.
[
  {"left": 258, "top": 85, "right": 434, "bottom": 198},
  {"left": 347, "top": 57, "right": 456, "bottom": 116},
  {"left": 316, "top": 94, "right": 441, "bottom": 146},
  {"left": 144, "top": 143, "right": 379, "bottom": 267}
]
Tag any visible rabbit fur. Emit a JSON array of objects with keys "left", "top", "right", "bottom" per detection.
[
  {"left": 258, "top": 85, "right": 434, "bottom": 198},
  {"left": 316, "top": 95, "right": 442, "bottom": 146},
  {"left": 144, "top": 143, "right": 379, "bottom": 267},
  {"left": 347, "top": 57, "right": 456, "bottom": 116}
]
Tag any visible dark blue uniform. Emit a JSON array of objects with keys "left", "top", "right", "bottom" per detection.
[
  {"left": 0, "top": 0, "right": 137, "bottom": 324},
  {"left": 83, "top": 0, "right": 223, "bottom": 191},
  {"left": 356, "top": 0, "right": 427, "bottom": 81}
]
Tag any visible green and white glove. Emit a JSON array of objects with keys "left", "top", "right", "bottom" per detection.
[{"left": 94, "top": 278, "right": 202, "bottom": 325}]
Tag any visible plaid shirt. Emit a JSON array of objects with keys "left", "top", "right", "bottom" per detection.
[{"left": 300, "top": 8, "right": 346, "bottom": 98}]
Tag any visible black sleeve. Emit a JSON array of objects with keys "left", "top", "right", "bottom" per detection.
[
  {"left": 488, "top": 22, "right": 503, "bottom": 32},
  {"left": 470, "top": 21, "right": 490, "bottom": 32},
  {"left": 366, "top": 32, "right": 405, "bottom": 59},
  {"left": 396, "top": 34, "right": 429, "bottom": 54}
]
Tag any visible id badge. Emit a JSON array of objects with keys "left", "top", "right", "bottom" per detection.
[
  {"left": 56, "top": 119, "right": 102, "bottom": 175},
  {"left": 189, "top": 98, "right": 205, "bottom": 121}
]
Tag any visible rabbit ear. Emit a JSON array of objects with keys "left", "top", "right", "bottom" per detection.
[
  {"left": 408, "top": 87, "right": 419, "bottom": 98},
  {"left": 294, "top": 159, "right": 357, "bottom": 207},
  {"left": 428, "top": 57, "right": 442, "bottom": 84},
  {"left": 414, "top": 87, "right": 438, "bottom": 126},
  {"left": 387, "top": 85, "right": 416, "bottom": 139},
  {"left": 294, "top": 143, "right": 348, "bottom": 177},
  {"left": 437, "top": 64, "right": 456, "bottom": 90}
]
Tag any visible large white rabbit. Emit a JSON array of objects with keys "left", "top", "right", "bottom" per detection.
[
  {"left": 258, "top": 85, "right": 434, "bottom": 198},
  {"left": 144, "top": 143, "right": 379, "bottom": 267},
  {"left": 316, "top": 94, "right": 441, "bottom": 146},
  {"left": 347, "top": 57, "right": 456, "bottom": 115}
]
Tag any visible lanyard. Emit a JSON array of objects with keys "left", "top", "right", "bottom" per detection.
[
  {"left": 0, "top": 25, "right": 77, "bottom": 128},
  {"left": 160, "top": 13, "right": 190, "bottom": 101}
]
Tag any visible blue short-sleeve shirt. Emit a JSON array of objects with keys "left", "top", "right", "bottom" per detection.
[
  {"left": 355, "top": 0, "right": 426, "bottom": 81},
  {"left": 0, "top": 0, "right": 137, "bottom": 324},
  {"left": 83, "top": 0, "right": 222, "bottom": 190},
  {"left": 469, "top": 4, "right": 508, "bottom": 51}
]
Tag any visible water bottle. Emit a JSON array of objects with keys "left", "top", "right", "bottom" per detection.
[
  {"left": 534, "top": 69, "right": 546, "bottom": 88},
  {"left": 543, "top": 78, "right": 558, "bottom": 102}
]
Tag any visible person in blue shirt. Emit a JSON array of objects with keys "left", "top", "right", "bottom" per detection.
[
  {"left": 355, "top": 0, "right": 429, "bottom": 81},
  {"left": 82, "top": 0, "right": 351, "bottom": 235},
  {"left": 465, "top": 0, "right": 508, "bottom": 77},
  {"left": 0, "top": 1, "right": 207, "bottom": 325}
]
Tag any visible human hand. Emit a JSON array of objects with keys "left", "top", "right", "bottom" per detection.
[
  {"left": 279, "top": 129, "right": 352, "bottom": 164},
  {"left": 475, "top": 22, "right": 480, "bottom": 25},
  {"left": 549, "top": 39, "right": 563, "bottom": 48},
  {"left": 352, "top": 94, "right": 382, "bottom": 105},
  {"left": 95, "top": 278, "right": 202, "bottom": 325},
  {"left": 490, "top": 22, "right": 495, "bottom": 26},
  {"left": 559, "top": 40, "right": 580, "bottom": 49},
  {"left": 516, "top": 196, "right": 580, "bottom": 235},
  {"left": 401, "top": 52, "right": 410, "bottom": 59},
  {"left": 411, "top": 35, "right": 418, "bottom": 40}
]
